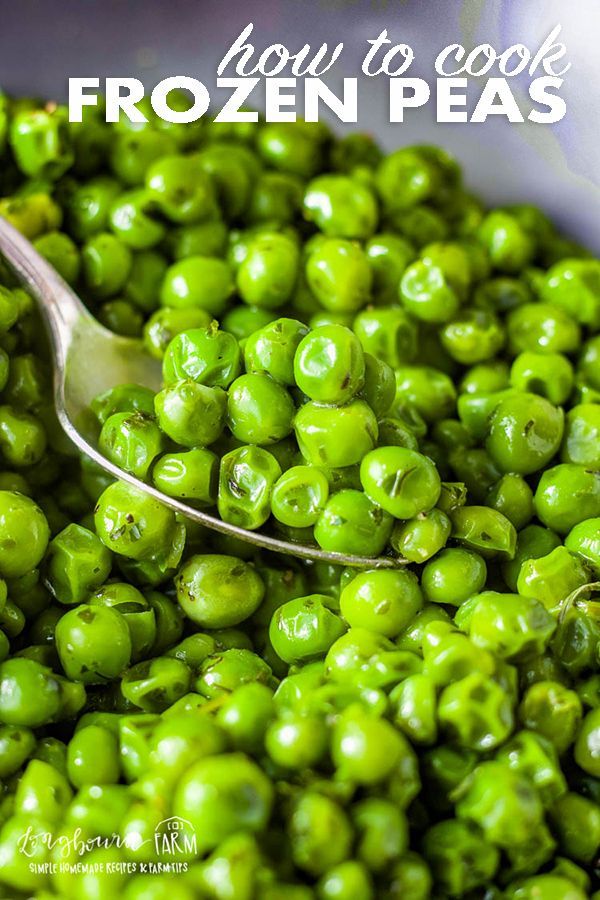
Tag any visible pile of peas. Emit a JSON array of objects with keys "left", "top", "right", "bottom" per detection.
[{"left": 0, "top": 93, "right": 598, "bottom": 899}]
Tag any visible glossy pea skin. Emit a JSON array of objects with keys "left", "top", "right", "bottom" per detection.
[
  {"left": 507, "top": 302, "right": 581, "bottom": 356},
  {"left": 44, "top": 523, "right": 112, "bottom": 605},
  {"left": 390, "top": 673, "right": 438, "bottom": 746},
  {"left": 451, "top": 505, "right": 517, "bottom": 559},
  {"left": 303, "top": 173, "right": 378, "bottom": 240},
  {"left": 99, "top": 411, "right": 164, "bottom": 479},
  {"left": 0, "top": 491, "right": 50, "bottom": 579},
  {"left": 541, "top": 258, "right": 600, "bottom": 328},
  {"left": 154, "top": 380, "right": 226, "bottom": 447},
  {"left": 270, "top": 594, "right": 346, "bottom": 665},
  {"left": 294, "top": 325, "right": 365, "bottom": 405},
  {"left": 394, "top": 366, "right": 456, "bottom": 423},
  {"left": 145, "top": 153, "right": 216, "bottom": 223},
  {"left": 340, "top": 570, "right": 422, "bottom": 638},
  {"left": 237, "top": 232, "right": 299, "bottom": 309},
  {"left": 295, "top": 399, "right": 378, "bottom": 469},
  {"left": 366, "top": 234, "right": 415, "bottom": 303},
  {"left": 0, "top": 658, "right": 66, "bottom": 728},
  {"left": 561, "top": 403, "right": 600, "bottom": 469},
  {"left": 390, "top": 508, "right": 451, "bottom": 563},
  {"left": 534, "top": 465, "right": 600, "bottom": 534},
  {"left": 422, "top": 548, "right": 487, "bottom": 606},
  {"left": 160, "top": 256, "right": 233, "bottom": 318},
  {"left": 67, "top": 724, "right": 120, "bottom": 788},
  {"left": 360, "top": 446, "right": 441, "bottom": 520},
  {"left": 487, "top": 472, "right": 534, "bottom": 530},
  {"left": 173, "top": 753, "right": 273, "bottom": 854},
  {"left": 353, "top": 306, "right": 417, "bottom": 369},
  {"left": 565, "top": 518, "right": 600, "bottom": 575},
  {"left": 0, "top": 405, "right": 46, "bottom": 467},
  {"left": 438, "top": 671, "right": 514, "bottom": 751},
  {"left": 271, "top": 466, "right": 330, "bottom": 528},
  {"left": 574, "top": 707, "right": 600, "bottom": 777},
  {"left": 226, "top": 373, "right": 294, "bottom": 446},
  {"left": 175, "top": 554, "right": 264, "bottom": 629},
  {"left": 162, "top": 324, "right": 241, "bottom": 389},
  {"left": 519, "top": 680, "right": 582, "bottom": 755},
  {"left": 216, "top": 682, "right": 274, "bottom": 752},
  {"left": 517, "top": 546, "right": 590, "bottom": 613},
  {"left": 423, "top": 819, "right": 499, "bottom": 895},
  {"left": 306, "top": 238, "right": 372, "bottom": 313},
  {"left": 55, "top": 603, "right": 131, "bottom": 684},
  {"left": 485, "top": 392, "right": 564, "bottom": 476},
  {"left": 244, "top": 317, "right": 308, "bottom": 385},
  {"left": 265, "top": 710, "right": 328, "bottom": 769},
  {"left": 314, "top": 490, "right": 393, "bottom": 557},
  {"left": 81, "top": 231, "right": 132, "bottom": 299},
  {"left": 458, "top": 590, "right": 555, "bottom": 662},
  {"left": 510, "top": 351, "right": 574, "bottom": 405},
  {"left": 152, "top": 448, "right": 218, "bottom": 505},
  {"left": 549, "top": 791, "right": 600, "bottom": 863},
  {"left": 289, "top": 791, "right": 353, "bottom": 876},
  {"left": 218, "top": 445, "right": 281, "bottom": 531}
]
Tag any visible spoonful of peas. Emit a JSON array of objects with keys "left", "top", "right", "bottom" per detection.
[{"left": 0, "top": 216, "right": 403, "bottom": 569}]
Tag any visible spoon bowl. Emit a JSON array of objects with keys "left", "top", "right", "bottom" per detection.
[{"left": 0, "top": 216, "right": 404, "bottom": 569}]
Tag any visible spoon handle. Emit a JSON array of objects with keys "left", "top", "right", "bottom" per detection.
[{"left": 0, "top": 215, "right": 90, "bottom": 364}]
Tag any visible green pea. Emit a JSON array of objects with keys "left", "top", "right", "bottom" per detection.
[
  {"left": 487, "top": 473, "right": 534, "bottom": 530},
  {"left": 152, "top": 448, "right": 218, "bottom": 505},
  {"left": 244, "top": 317, "right": 308, "bottom": 385},
  {"left": 541, "top": 258, "right": 600, "bottom": 328},
  {"left": 216, "top": 682, "right": 275, "bottom": 752},
  {"left": 121, "top": 656, "right": 191, "bottom": 712},
  {"left": 390, "top": 673, "right": 438, "bottom": 746},
  {"left": 227, "top": 373, "right": 294, "bottom": 445},
  {"left": 68, "top": 784, "right": 130, "bottom": 839},
  {"left": 366, "top": 233, "right": 415, "bottom": 303},
  {"left": 257, "top": 121, "right": 324, "bottom": 178},
  {"left": 247, "top": 170, "right": 303, "bottom": 225},
  {"left": 143, "top": 307, "right": 212, "bottom": 360},
  {"left": 486, "top": 392, "right": 564, "bottom": 475},
  {"left": 340, "top": 569, "right": 422, "bottom": 637},
  {"left": 386, "top": 853, "right": 432, "bottom": 900},
  {"left": 44, "top": 523, "right": 112, "bottom": 605},
  {"left": 289, "top": 791, "right": 353, "bottom": 876},
  {"left": 0, "top": 491, "right": 49, "bottom": 579},
  {"left": 109, "top": 128, "right": 175, "bottom": 186},
  {"left": 478, "top": 210, "right": 534, "bottom": 273},
  {"left": 574, "top": 707, "right": 600, "bottom": 777},
  {"left": 375, "top": 147, "right": 441, "bottom": 213},
  {"left": 237, "top": 232, "right": 299, "bottom": 309},
  {"left": 438, "top": 671, "right": 514, "bottom": 751},
  {"left": 0, "top": 658, "right": 68, "bottom": 727},
  {"left": 561, "top": 403, "right": 600, "bottom": 469},
  {"left": 295, "top": 400, "right": 378, "bottom": 468},
  {"left": 0, "top": 405, "right": 46, "bottom": 466},
  {"left": 218, "top": 445, "right": 281, "bottom": 530},
  {"left": 517, "top": 546, "right": 590, "bottom": 613},
  {"left": 510, "top": 351, "right": 574, "bottom": 404},
  {"left": 0, "top": 725, "right": 36, "bottom": 778},
  {"left": 565, "top": 518, "right": 600, "bottom": 575},
  {"left": 507, "top": 302, "right": 581, "bottom": 356},
  {"left": 394, "top": 366, "right": 456, "bottom": 423},
  {"left": 162, "top": 323, "right": 241, "bottom": 388},
  {"left": 65, "top": 176, "right": 121, "bottom": 240},
  {"left": 353, "top": 306, "right": 417, "bottom": 368},
  {"left": 496, "top": 730, "right": 566, "bottom": 808},
  {"left": 399, "top": 259, "right": 461, "bottom": 323},
  {"left": 10, "top": 106, "right": 73, "bottom": 179},
  {"left": 146, "top": 153, "right": 216, "bottom": 223},
  {"left": 271, "top": 466, "right": 330, "bottom": 529},
  {"left": 94, "top": 481, "right": 185, "bottom": 566},
  {"left": 222, "top": 304, "right": 276, "bottom": 342},
  {"left": 306, "top": 238, "right": 372, "bottom": 313},
  {"left": 270, "top": 594, "right": 346, "bottom": 664},
  {"left": 534, "top": 465, "right": 600, "bottom": 534},
  {"left": 423, "top": 819, "right": 499, "bottom": 895},
  {"left": 422, "top": 548, "right": 487, "bottom": 606},
  {"left": 99, "top": 411, "right": 164, "bottom": 479},
  {"left": 173, "top": 753, "right": 273, "bottom": 854},
  {"left": 175, "top": 554, "right": 264, "bottom": 628},
  {"left": 55, "top": 603, "right": 131, "bottom": 684},
  {"left": 160, "top": 255, "right": 234, "bottom": 316},
  {"left": 294, "top": 324, "right": 365, "bottom": 405},
  {"left": 314, "top": 489, "right": 393, "bottom": 557},
  {"left": 154, "top": 380, "right": 226, "bottom": 447},
  {"left": 81, "top": 231, "right": 132, "bottom": 298},
  {"left": 519, "top": 680, "right": 582, "bottom": 755},
  {"left": 67, "top": 724, "right": 120, "bottom": 788},
  {"left": 360, "top": 446, "right": 440, "bottom": 520},
  {"left": 549, "top": 792, "right": 600, "bottom": 864},
  {"left": 457, "top": 591, "right": 555, "bottom": 661},
  {"left": 266, "top": 710, "right": 328, "bottom": 769},
  {"left": 450, "top": 505, "right": 516, "bottom": 559}
]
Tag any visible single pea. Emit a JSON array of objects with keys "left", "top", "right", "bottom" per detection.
[
  {"left": 366, "top": 233, "right": 415, "bottom": 303},
  {"left": 303, "top": 173, "right": 378, "bottom": 240},
  {"left": 423, "top": 819, "right": 499, "bottom": 895},
  {"left": 163, "top": 218, "right": 228, "bottom": 261},
  {"left": 519, "top": 680, "right": 582, "bottom": 755},
  {"left": 295, "top": 400, "right": 378, "bottom": 469},
  {"left": 90, "top": 383, "right": 156, "bottom": 425},
  {"left": 486, "top": 392, "right": 564, "bottom": 475},
  {"left": 574, "top": 707, "right": 600, "bottom": 777},
  {"left": 222, "top": 305, "right": 276, "bottom": 342},
  {"left": 496, "top": 730, "right": 566, "bottom": 809},
  {"left": 162, "top": 323, "right": 241, "bottom": 388},
  {"left": 216, "top": 682, "right": 275, "bottom": 752},
  {"left": 549, "top": 791, "right": 600, "bottom": 864},
  {"left": 175, "top": 554, "right": 264, "bottom": 629},
  {"left": 386, "top": 853, "right": 432, "bottom": 900},
  {"left": 487, "top": 473, "right": 534, "bottom": 530},
  {"left": 108, "top": 128, "right": 175, "bottom": 186},
  {"left": 146, "top": 153, "right": 216, "bottom": 223},
  {"left": 81, "top": 231, "right": 132, "bottom": 299},
  {"left": 55, "top": 603, "right": 131, "bottom": 684},
  {"left": 195, "top": 648, "right": 271, "bottom": 700},
  {"left": 173, "top": 753, "right": 273, "bottom": 854},
  {"left": 160, "top": 256, "right": 234, "bottom": 317},
  {"left": 271, "top": 466, "right": 330, "bottom": 528},
  {"left": 375, "top": 147, "right": 440, "bottom": 214},
  {"left": 226, "top": 373, "right": 294, "bottom": 445},
  {"left": 517, "top": 546, "right": 590, "bottom": 613},
  {"left": 360, "top": 446, "right": 441, "bottom": 519},
  {"left": 44, "top": 523, "right": 112, "bottom": 605},
  {"left": 353, "top": 306, "right": 417, "bottom": 369},
  {"left": 0, "top": 725, "right": 36, "bottom": 778},
  {"left": 565, "top": 518, "right": 600, "bottom": 575},
  {"left": 394, "top": 366, "right": 456, "bottom": 423},
  {"left": 306, "top": 238, "right": 372, "bottom": 313},
  {"left": 340, "top": 570, "right": 422, "bottom": 637},
  {"left": 65, "top": 176, "right": 121, "bottom": 240},
  {"left": 0, "top": 405, "right": 46, "bottom": 466},
  {"left": 246, "top": 170, "right": 303, "bottom": 225},
  {"left": 89, "top": 582, "right": 156, "bottom": 663},
  {"left": 99, "top": 411, "right": 164, "bottom": 479},
  {"left": 440, "top": 307, "right": 505, "bottom": 364},
  {"left": 316, "top": 861, "right": 374, "bottom": 900},
  {"left": 294, "top": 325, "right": 365, "bottom": 405},
  {"left": 270, "top": 594, "right": 346, "bottom": 664},
  {"left": 148, "top": 712, "right": 225, "bottom": 783},
  {"left": 265, "top": 711, "right": 328, "bottom": 769},
  {"left": 0, "top": 491, "right": 49, "bottom": 579},
  {"left": 218, "top": 445, "right": 281, "bottom": 530},
  {"left": 360, "top": 353, "right": 395, "bottom": 419},
  {"left": 438, "top": 671, "right": 514, "bottom": 751},
  {"left": 143, "top": 307, "right": 212, "bottom": 360},
  {"left": 399, "top": 260, "right": 461, "bottom": 323},
  {"left": 244, "top": 317, "right": 309, "bottom": 385},
  {"left": 450, "top": 505, "right": 517, "bottom": 559},
  {"left": 0, "top": 658, "right": 65, "bottom": 727},
  {"left": 33, "top": 230, "right": 80, "bottom": 284},
  {"left": 67, "top": 725, "right": 120, "bottom": 788},
  {"left": 94, "top": 482, "right": 185, "bottom": 566},
  {"left": 109, "top": 189, "right": 165, "bottom": 250},
  {"left": 390, "top": 673, "right": 438, "bottom": 746},
  {"left": 154, "top": 380, "right": 226, "bottom": 447},
  {"left": 534, "top": 465, "right": 600, "bottom": 534},
  {"left": 121, "top": 656, "right": 192, "bottom": 712},
  {"left": 422, "top": 548, "right": 487, "bottom": 606},
  {"left": 541, "top": 258, "right": 600, "bottom": 328},
  {"left": 478, "top": 210, "right": 534, "bottom": 273},
  {"left": 152, "top": 448, "right": 218, "bottom": 506},
  {"left": 314, "top": 490, "right": 393, "bottom": 557},
  {"left": 237, "top": 232, "right": 299, "bottom": 309},
  {"left": 507, "top": 302, "right": 581, "bottom": 356},
  {"left": 561, "top": 403, "right": 600, "bottom": 469},
  {"left": 390, "top": 508, "right": 451, "bottom": 563},
  {"left": 510, "top": 351, "right": 574, "bottom": 405},
  {"left": 377, "top": 416, "right": 419, "bottom": 451},
  {"left": 257, "top": 121, "right": 324, "bottom": 178},
  {"left": 10, "top": 106, "right": 73, "bottom": 179},
  {"left": 289, "top": 791, "right": 353, "bottom": 876}
]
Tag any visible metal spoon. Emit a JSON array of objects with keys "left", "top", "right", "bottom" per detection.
[{"left": 0, "top": 216, "right": 403, "bottom": 569}]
